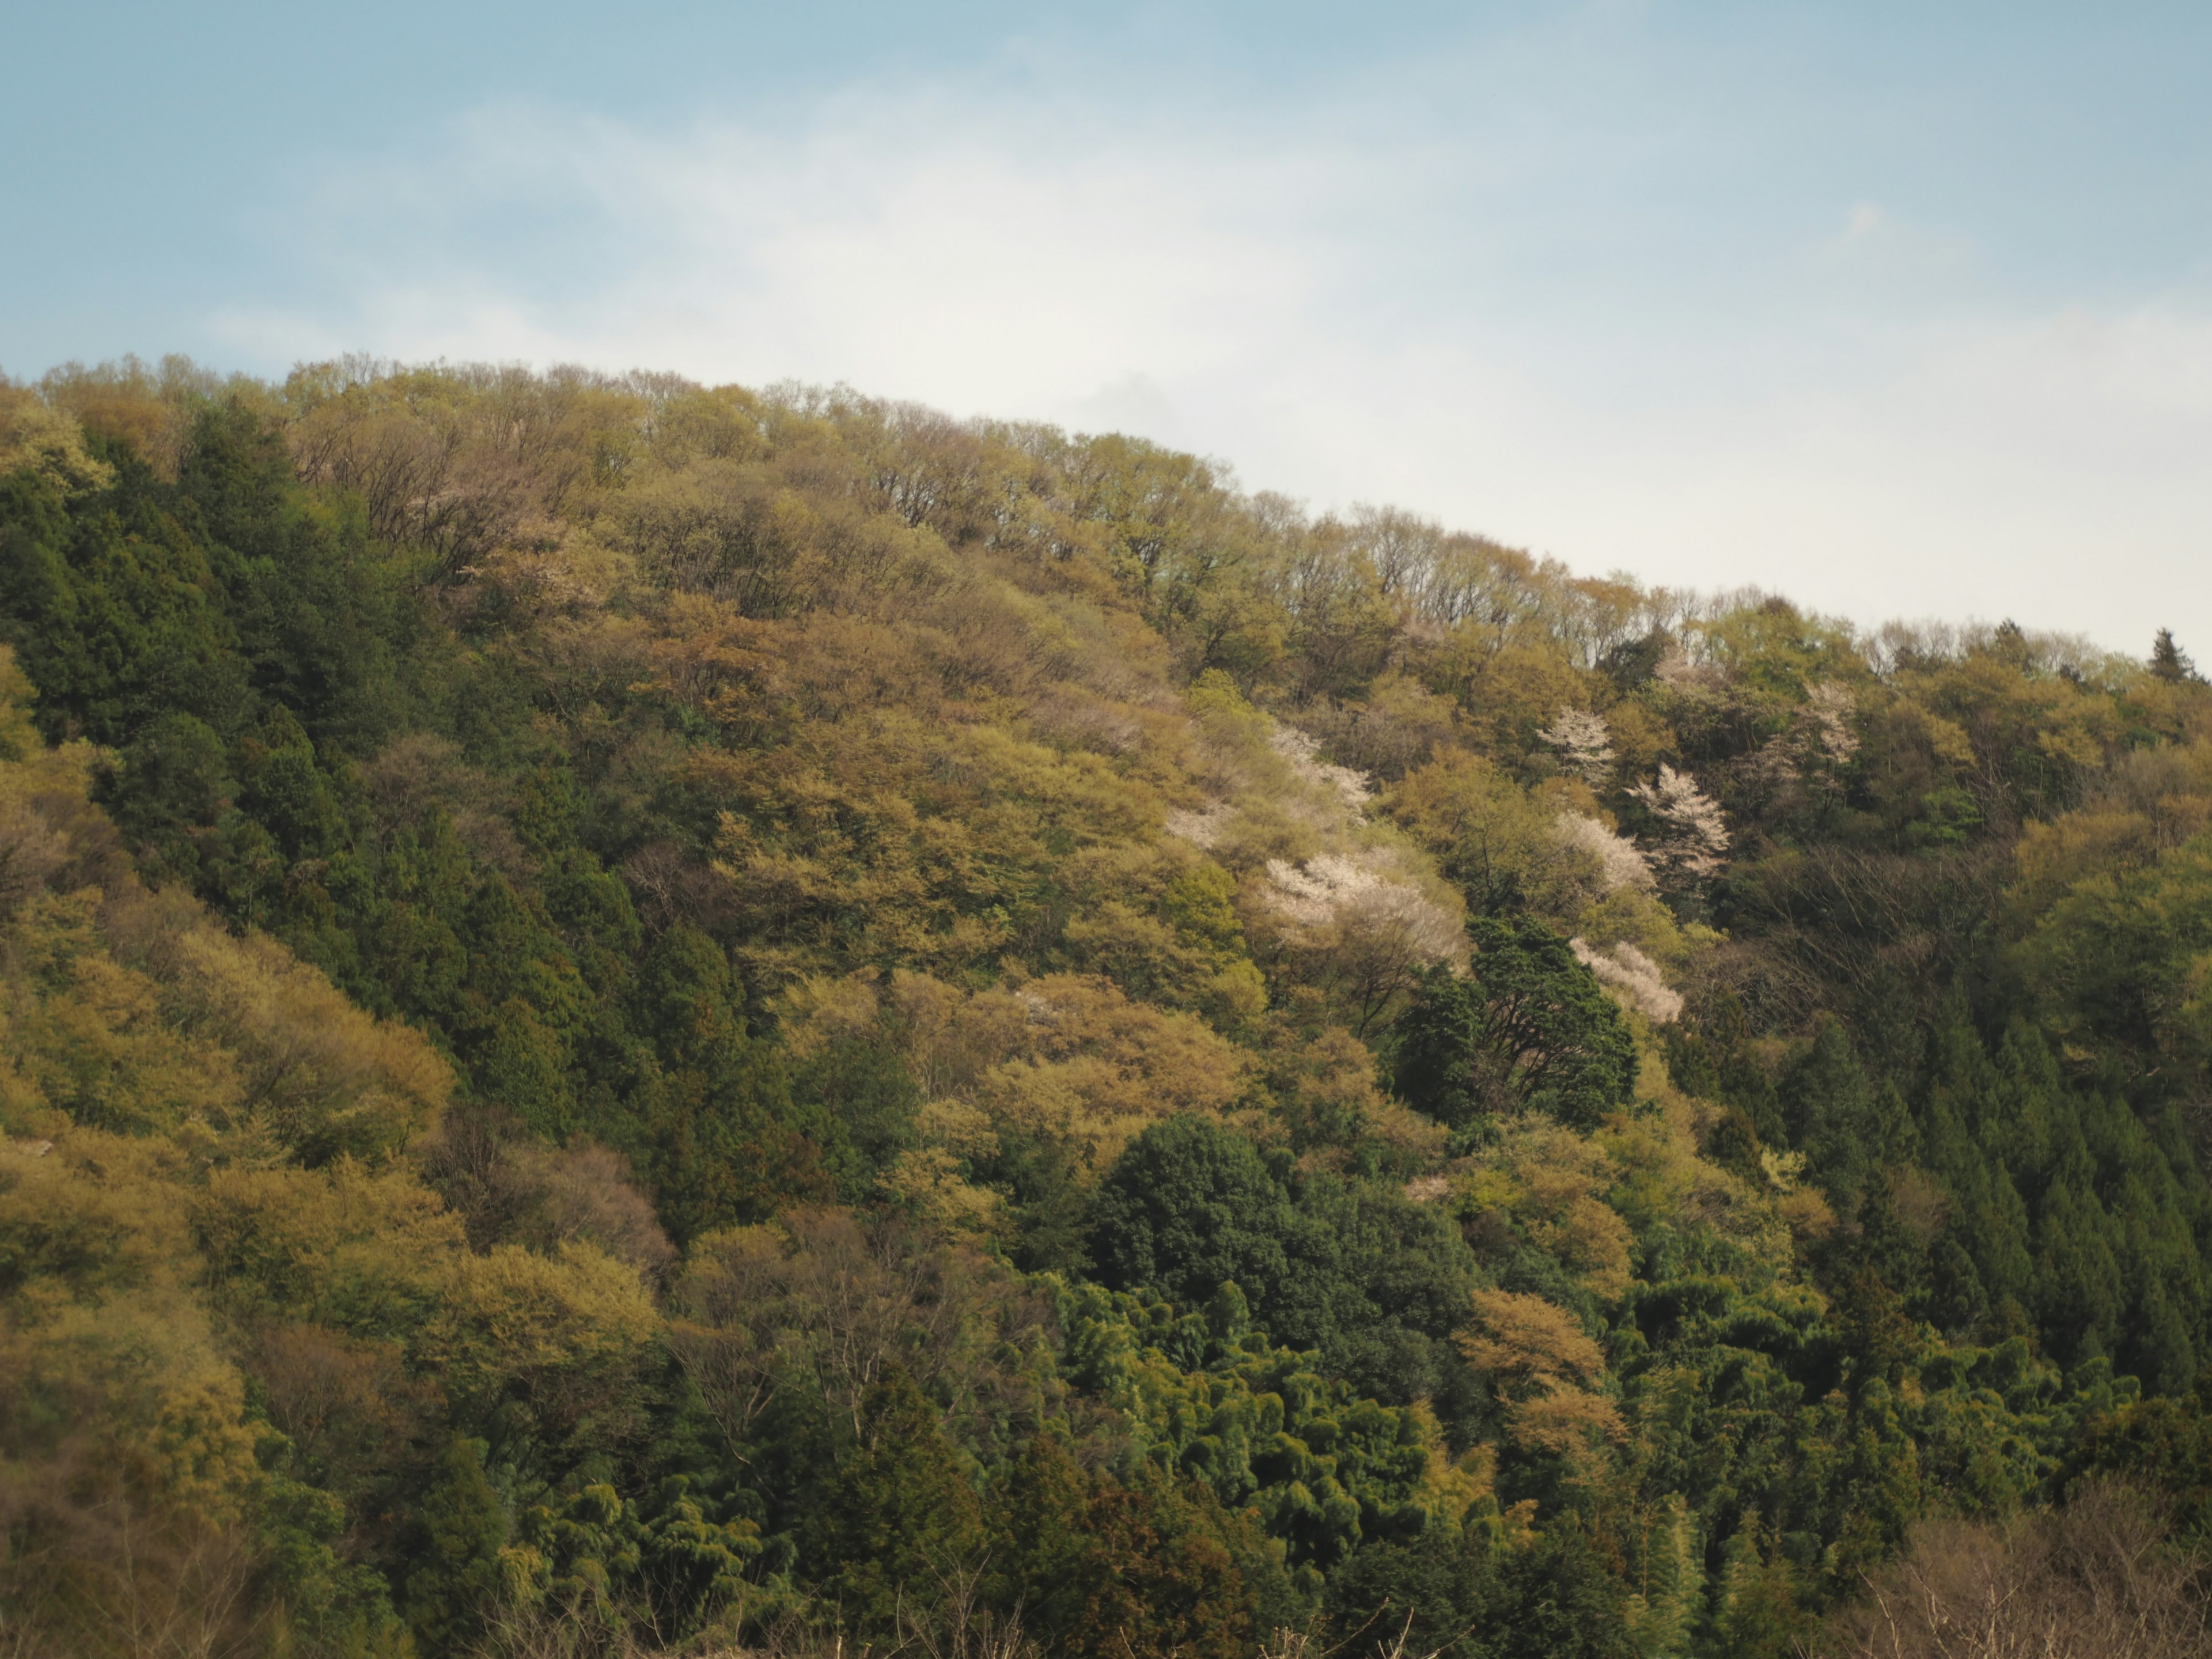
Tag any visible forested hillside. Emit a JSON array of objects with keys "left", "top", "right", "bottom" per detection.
[{"left": 6, "top": 355, "right": 2212, "bottom": 1658}]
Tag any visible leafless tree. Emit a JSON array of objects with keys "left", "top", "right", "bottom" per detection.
[{"left": 1823, "top": 1480, "right": 2212, "bottom": 1659}]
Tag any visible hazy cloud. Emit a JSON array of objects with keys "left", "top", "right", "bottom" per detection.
[{"left": 210, "top": 59, "right": 2212, "bottom": 652}]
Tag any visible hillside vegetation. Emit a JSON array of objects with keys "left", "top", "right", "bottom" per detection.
[{"left": 6, "top": 355, "right": 2212, "bottom": 1658}]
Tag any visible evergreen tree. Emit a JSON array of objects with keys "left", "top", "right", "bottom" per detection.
[
  {"left": 406, "top": 1436, "right": 508, "bottom": 1657},
  {"left": 619, "top": 923, "right": 831, "bottom": 1239},
  {"left": 1395, "top": 919, "right": 1637, "bottom": 1134},
  {"left": 2150, "top": 627, "right": 2200, "bottom": 684},
  {"left": 1394, "top": 964, "right": 1500, "bottom": 1129},
  {"left": 1088, "top": 1115, "right": 1297, "bottom": 1315},
  {"left": 1781, "top": 1017, "right": 1907, "bottom": 1210},
  {"left": 477, "top": 997, "right": 580, "bottom": 1140},
  {"left": 1493, "top": 1521, "right": 1635, "bottom": 1659},
  {"left": 1323, "top": 1524, "right": 1499, "bottom": 1659},
  {"left": 1088, "top": 1116, "right": 1477, "bottom": 1401},
  {"left": 791, "top": 1032, "right": 922, "bottom": 1203},
  {"left": 805, "top": 1367, "right": 985, "bottom": 1634},
  {"left": 992, "top": 1433, "right": 1263, "bottom": 1659}
]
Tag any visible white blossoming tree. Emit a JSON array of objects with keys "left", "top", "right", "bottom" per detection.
[
  {"left": 1538, "top": 708, "right": 1616, "bottom": 790},
  {"left": 1569, "top": 938, "right": 1683, "bottom": 1025},
  {"left": 1262, "top": 852, "right": 1463, "bottom": 1034},
  {"left": 1554, "top": 812, "right": 1655, "bottom": 896},
  {"left": 1627, "top": 764, "right": 1730, "bottom": 892}
]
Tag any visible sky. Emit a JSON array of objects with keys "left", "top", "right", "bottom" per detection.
[{"left": 5, "top": 1, "right": 2211, "bottom": 653}]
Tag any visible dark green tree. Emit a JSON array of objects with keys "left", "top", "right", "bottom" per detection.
[
  {"left": 477, "top": 998, "right": 580, "bottom": 1141},
  {"left": 613, "top": 924, "right": 831, "bottom": 1241},
  {"left": 1393, "top": 919, "right": 1636, "bottom": 1132},
  {"left": 1088, "top": 1115, "right": 1297, "bottom": 1325},
  {"left": 991, "top": 1432, "right": 1266, "bottom": 1659},
  {"left": 804, "top": 1367, "right": 985, "bottom": 1634},
  {"left": 1322, "top": 1521, "right": 1499, "bottom": 1659},
  {"left": 791, "top": 1033, "right": 922, "bottom": 1203},
  {"left": 406, "top": 1436, "right": 508, "bottom": 1658},
  {"left": 1782, "top": 1017, "right": 1909, "bottom": 1210},
  {"left": 1392, "top": 966, "right": 1501, "bottom": 1130},
  {"left": 1089, "top": 1117, "right": 1479, "bottom": 1405},
  {"left": 2150, "top": 627, "right": 2200, "bottom": 684},
  {"left": 1664, "top": 993, "right": 1782, "bottom": 1142},
  {"left": 1323, "top": 1518, "right": 1631, "bottom": 1659}
]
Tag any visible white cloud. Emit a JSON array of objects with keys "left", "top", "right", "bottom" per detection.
[
  {"left": 221, "top": 95, "right": 1336, "bottom": 423},
  {"left": 213, "top": 79, "right": 2212, "bottom": 653}
]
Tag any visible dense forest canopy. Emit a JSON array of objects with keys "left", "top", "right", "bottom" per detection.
[{"left": 5, "top": 353, "right": 2212, "bottom": 1657}]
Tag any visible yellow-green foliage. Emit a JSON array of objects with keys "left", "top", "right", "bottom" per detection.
[
  {"left": 0, "top": 651, "right": 668, "bottom": 1651},
  {"left": 9, "top": 355, "right": 2207, "bottom": 1657},
  {"left": 0, "top": 384, "right": 116, "bottom": 497}
]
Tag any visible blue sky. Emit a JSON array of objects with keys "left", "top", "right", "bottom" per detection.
[{"left": 6, "top": 2, "right": 2211, "bottom": 651}]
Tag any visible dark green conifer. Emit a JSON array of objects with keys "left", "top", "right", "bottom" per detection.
[
  {"left": 2150, "top": 627, "right": 2199, "bottom": 683},
  {"left": 406, "top": 1436, "right": 508, "bottom": 1657},
  {"left": 807, "top": 1367, "right": 985, "bottom": 1634}
]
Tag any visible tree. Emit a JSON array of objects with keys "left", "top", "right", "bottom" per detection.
[
  {"left": 620, "top": 924, "right": 832, "bottom": 1240},
  {"left": 804, "top": 1366, "right": 986, "bottom": 1634},
  {"left": 1088, "top": 1118, "right": 1478, "bottom": 1406},
  {"left": 1539, "top": 709, "right": 1616, "bottom": 790},
  {"left": 2150, "top": 627, "right": 2200, "bottom": 684},
  {"left": 1781, "top": 1017, "right": 1900, "bottom": 1209},
  {"left": 1626, "top": 765, "right": 1729, "bottom": 894},
  {"left": 406, "top": 1435, "right": 507, "bottom": 1657},
  {"left": 1394, "top": 921, "right": 1637, "bottom": 1133},
  {"left": 1088, "top": 1115, "right": 1297, "bottom": 1317},
  {"left": 1662, "top": 993, "right": 1780, "bottom": 1142},
  {"left": 1323, "top": 1524, "right": 1501, "bottom": 1659},
  {"left": 1822, "top": 1481, "right": 2204, "bottom": 1659},
  {"left": 476, "top": 998, "right": 579, "bottom": 1141},
  {"left": 791, "top": 1032, "right": 922, "bottom": 1203},
  {"left": 1323, "top": 1518, "right": 1633, "bottom": 1659},
  {"left": 1393, "top": 965, "right": 1506, "bottom": 1130},
  {"left": 992, "top": 1433, "right": 1263, "bottom": 1659}
]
